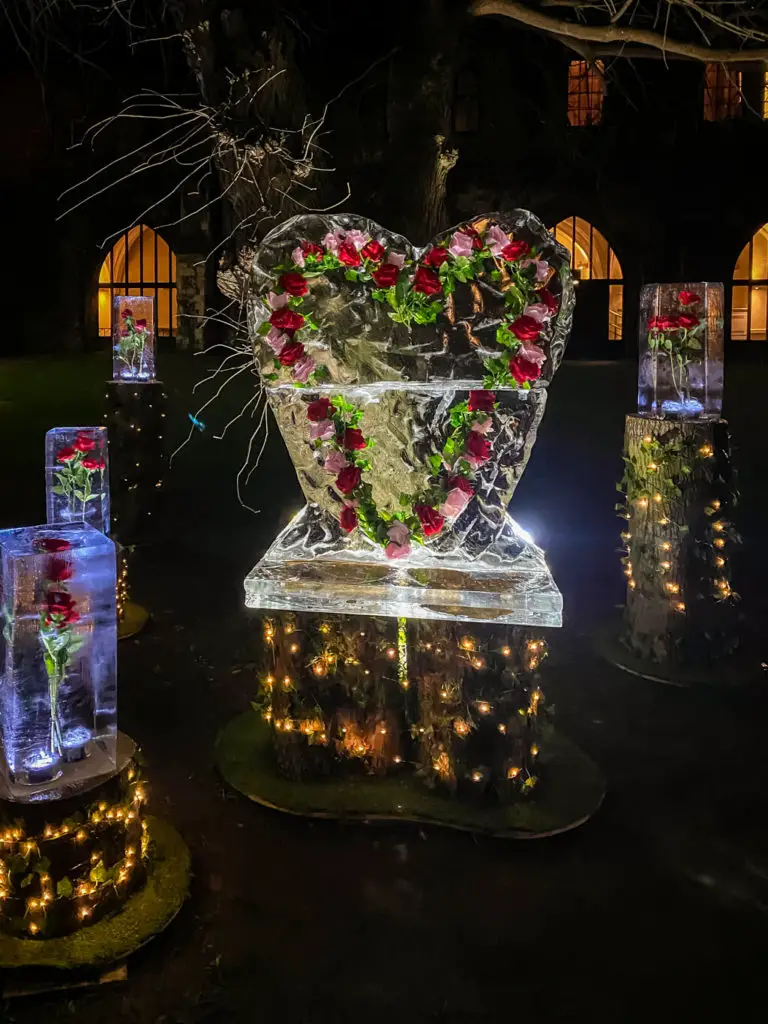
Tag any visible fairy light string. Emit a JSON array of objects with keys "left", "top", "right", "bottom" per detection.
[{"left": 256, "top": 615, "right": 549, "bottom": 795}]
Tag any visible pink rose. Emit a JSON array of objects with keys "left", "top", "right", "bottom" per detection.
[
  {"left": 385, "top": 541, "right": 411, "bottom": 559},
  {"left": 268, "top": 290, "right": 290, "bottom": 310},
  {"left": 344, "top": 229, "right": 370, "bottom": 251},
  {"left": 387, "top": 521, "right": 410, "bottom": 547},
  {"left": 524, "top": 303, "right": 553, "bottom": 325},
  {"left": 470, "top": 416, "right": 493, "bottom": 435},
  {"left": 292, "top": 355, "right": 316, "bottom": 383},
  {"left": 440, "top": 486, "right": 472, "bottom": 520},
  {"left": 522, "top": 258, "right": 550, "bottom": 283},
  {"left": 448, "top": 231, "right": 474, "bottom": 258},
  {"left": 322, "top": 231, "right": 341, "bottom": 254},
  {"left": 291, "top": 246, "right": 305, "bottom": 268},
  {"left": 309, "top": 420, "right": 335, "bottom": 442},
  {"left": 265, "top": 327, "right": 288, "bottom": 354},
  {"left": 519, "top": 340, "right": 547, "bottom": 368},
  {"left": 485, "top": 225, "right": 511, "bottom": 257},
  {"left": 323, "top": 450, "right": 349, "bottom": 475},
  {"left": 388, "top": 252, "right": 406, "bottom": 269}
]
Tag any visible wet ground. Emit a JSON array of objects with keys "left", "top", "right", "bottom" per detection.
[{"left": 1, "top": 353, "right": 768, "bottom": 1023}]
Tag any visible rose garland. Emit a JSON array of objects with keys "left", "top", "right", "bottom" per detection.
[
  {"left": 257, "top": 222, "right": 560, "bottom": 390},
  {"left": 306, "top": 388, "right": 498, "bottom": 557}
]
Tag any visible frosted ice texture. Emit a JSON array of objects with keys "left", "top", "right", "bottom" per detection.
[
  {"left": 245, "top": 211, "right": 574, "bottom": 625},
  {"left": 112, "top": 295, "right": 156, "bottom": 381},
  {"left": 45, "top": 427, "right": 110, "bottom": 534},
  {"left": 0, "top": 524, "right": 117, "bottom": 801},
  {"left": 638, "top": 283, "right": 723, "bottom": 419}
]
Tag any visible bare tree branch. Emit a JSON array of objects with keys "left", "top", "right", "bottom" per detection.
[{"left": 471, "top": 0, "right": 768, "bottom": 60}]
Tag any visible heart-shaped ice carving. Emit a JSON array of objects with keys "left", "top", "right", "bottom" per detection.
[{"left": 247, "top": 211, "right": 574, "bottom": 563}]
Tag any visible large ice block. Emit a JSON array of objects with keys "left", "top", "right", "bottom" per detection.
[
  {"left": 638, "top": 283, "right": 723, "bottom": 419},
  {"left": 245, "top": 506, "right": 562, "bottom": 626},
  {"left": 112, "top": 295, "right": 156, "bottom": 381},
  {"left": 0, "top": 524, "right": 117, "bottom": 801},
  {"left": 45, "top": 426, "right": 110, "bottom": 533}
]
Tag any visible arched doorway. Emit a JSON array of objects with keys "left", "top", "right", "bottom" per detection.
[
  {"left": 732, "top": 224, "right": 768, "bottom": 340},
  {"left": 98, "top": 225, "right": 178, "bottom": 340},
  {"left": 552, "top": 216, "right": 623, "bottom": 354}
]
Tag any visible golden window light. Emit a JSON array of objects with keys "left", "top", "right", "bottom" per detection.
[
  {"left": 704, "top": 64, "right": 742, "bottom": 122},
  {"left": 98, "top": 225, "right": 178, "bottom": 339},
  {"left": 732, "top": 224, "right": 768, "bottom": 341},
  {"left": 553, "top": 216, "right": 623, "bottom": 341},
  {"left": 567, "top": 60, "right": 604, "bottom": 127}
]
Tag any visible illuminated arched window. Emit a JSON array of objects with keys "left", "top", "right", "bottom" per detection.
[
  {"left": 732, "top": 224, "right": 768, "bottom": 340},
  {"left": 98, "top": 225, "right": 177, "bottom": 338},
  {"left": 553, "top": 216, "right": 623, "bottom": 340}
]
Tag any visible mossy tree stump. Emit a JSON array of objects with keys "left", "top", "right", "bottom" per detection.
[{"left": 618, "top": 413, "right": 739, "bottom": 668}]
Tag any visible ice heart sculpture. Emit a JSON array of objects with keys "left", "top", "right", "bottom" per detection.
[{"left": 248, "top": 211, "right": 574, "bottom": 572}]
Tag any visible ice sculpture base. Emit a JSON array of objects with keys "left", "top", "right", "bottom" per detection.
[{"left": 245, "top": 507, "right": 562, "bottom": 627}]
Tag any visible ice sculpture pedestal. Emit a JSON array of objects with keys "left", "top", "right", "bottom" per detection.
[
  {"left": 245, "top": 508, "right": 563, "bottom": 627},
  {"left": 613, "top": 413, "right": 741, "bottom": 682},
  {"left": 105, "top": 382, "right": 167, "bottom": 546}
]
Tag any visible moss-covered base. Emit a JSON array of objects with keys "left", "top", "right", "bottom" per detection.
[
  {"left": 0, "top": 816, "right": 189, "bottom": 969},
  {"left": 216, "top": 711, "right": 604, "bottom": 839},
  {"left": 597, "top": 625, "right": 762, "bottom": 689},
  {"left": 118, "top": 602, "right": 150, "bottom": 641}
]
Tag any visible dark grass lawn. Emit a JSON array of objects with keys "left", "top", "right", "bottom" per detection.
[{"left": 1, "top": 351, "right": 768, "bottom": 1022}]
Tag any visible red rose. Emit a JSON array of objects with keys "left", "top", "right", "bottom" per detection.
[
  {"left": 678, "top": 313, "right": 700, "bottom": 330},
  {"left": 501, "top": 240, "right": 530, "bottom": 262},
  {"left": 279, "top": 272, "right": 308, "bottom": 297},
  {"left": 278, "top": 341, "right": 305, "bottom": 367},
  {"left": 135, "top": 319, "right": 147, "bottom": 330},
  {"left": 539, "top": 288, "right": 558, "bottom": 315},
  {"left": 653, "top": 315, "right": 679, "bottom": 332},
  {"left": 270, "top": 307, "right": 305, "bottom": 333},
  {"left": 509, "top": 315, "right": 541, "bottom": 342},
  {"left": 64, "top": 609, "right": 80, "bottom": 626},
  {"left": 412, "top": 266, "right": 442, "bottom": 296},
  {"left": 509, "top": 356, "right": 542, "bottom": 385},
  {"left": 338, "top": 240, "right": 361, "bottom": 267},
  {"left": 678, "top": 290, "right": 701, "bottom": 307},
  {"left": 73, "top": 435, "right": 96, "bottom": 453},
  {"left": 423, "top": 246, "right": 450, "bottom": 268},
  {"left": 121, "top": 308, "right": 133, "bottom": 320},
  {"left": 47, "top": 591, "right": 75, "bottom": 616},
  {"left": 339, "top": 505, "right": 358, "bottom": 533},
  {"left": 46, "top": 558, "right": 72, "bottom": 582},
  {"left": 468, "top": 390, "right": 495, "bottom": 413},
  {"left": 463, "top": 225, "right": 484, "bottom": 250},
  {"left": 36, "top": 538, "right": 71, "bottom": 553},
  {"left": 447, "top": 475, "right": 474, "bottom": 496},
  {"left": 336, "top": 465, "right": 362, "bottom": 495},
  {"left": 301, "top": 240, "right": 324, "bottom": 258},
  {"left": 465, "top": 432, "right": 491, "bottom": 462},
  {"left": 81, "top": 457, "right": 105, "bottom": 471},
  {"left": 361, "top": 240, "right": 385, "bottom": 263},
  {"left": 343, "top": 428, "right": 366, "bottom": 451},
  {"left": 372, "top": 263, "right": 400, "bottom": 288},
  {"left": 307, "top": 398, "right": 334, "bottom": 422},
  {"left": 414, "top": 504, "right": 445, "bottom": 538},
  {"left": 57, "top": 446, "right": 77, "bottom": 463}
]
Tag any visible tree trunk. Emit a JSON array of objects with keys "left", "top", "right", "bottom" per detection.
[
  {"left": 386, "top": 0, "right": 461, "bottom": 241},
  {"left": 620, "top": 413, "right": 739, "bottom": 667}
]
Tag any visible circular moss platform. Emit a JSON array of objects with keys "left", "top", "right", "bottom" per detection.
[
  {"left": 0, "top": 816, "right": 190, "bottom": 970},
  {"left": 216, "top": 711, "right": 605, "bottom": 839},
  {"left": 596, "top": 626, "right": 763, "bottom": 689},
  {"left": 118, "top": 602, "right": 150, "bottom": 641}
]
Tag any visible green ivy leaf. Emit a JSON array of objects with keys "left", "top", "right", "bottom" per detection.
[{"left": 56, "top": 876, "right": 73, "bottom": 898}]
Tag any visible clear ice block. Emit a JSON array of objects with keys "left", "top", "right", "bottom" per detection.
[
  {"left": 638, "top": 283, "right": 723, "bottom": 419},
  {"left": 45, "top": 427, "right": 110, "bottom": 533},
  {"left": 112, "top": 295, "right": 156, "bottom": 381},
  {"left": 0, "top": 524, "right": 117, "bottom": 801}
]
